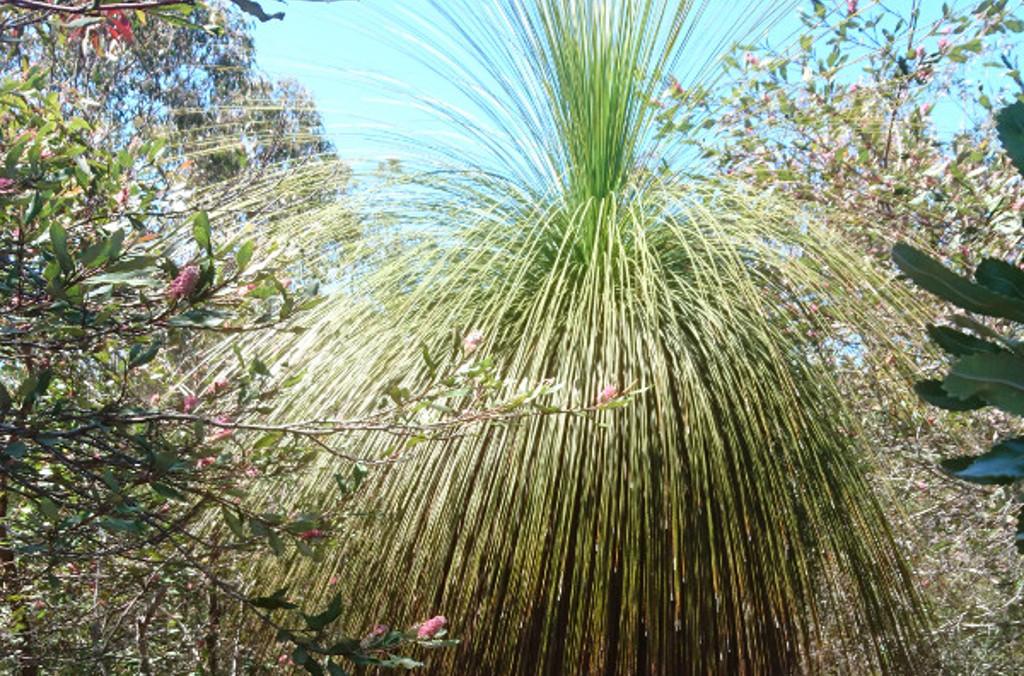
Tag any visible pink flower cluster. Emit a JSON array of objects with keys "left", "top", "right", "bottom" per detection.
[
  {"left": 596, "top": 384, "right": 619, "bottom": 406},
  {"left": 168, "top": 264, "right": 200, "bottom": 302},
  {"left": 847, "top": 0, "right": 857, "bottom": 15},
  {"left": 182, "top": 393, "right": 199, "bottom": 413},
  {"left": 0, "top": 177, "right": 17, "bottom": 194},
  {"left": 463, "top": 329, "right": 484, "bottom": 354},
  {"left": 416, "top": 615, "right": 447, "bottom": 639}
]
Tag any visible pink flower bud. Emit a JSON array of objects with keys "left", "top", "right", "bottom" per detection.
[
  {"left": 0, "top": 177, "right": 17, "bottom": 194},
  {"left": 463, "top": 329, "right": 484, "bottom": 353},
  {"left": 847, "top": 0, "right": 857, "bottom": 15},
  {"left": 919, "top": 103, "right": 933, "bottom": 116},
  {"left": 208, "top": 376, "right": 229, "bottom": 395},
  {"left": 208, "top": 416, "right": 233, "bottom": 442},
  {"left": 416, "top": 615, "right": 447, "bottom": 639},
  {"left": 168, "top": 265, "right": 200, "bottom": 302},
  {"left": 182, "top": 393, "right": 199, "bottom": 413},
  {"left": 938, "top": 38, "right": 950, "bottom": 51},
  {"left": 298, "top": 529, "right": 325, "bottom": 541},
  {"left": 196, "top": 456, "right": 216, "bottom": 469},
  {"left": 744, "top": 52, "right": 760, "bottom": 67},
  {"left": 596, "top": 384, "right": 619, "bottom": 406},
  {"left": 915, "top": 46, "right": 925, "bottom": 60}
]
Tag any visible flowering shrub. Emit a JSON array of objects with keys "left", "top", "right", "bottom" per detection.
[
  {"left": 658, "top": 0, "right": 1024, "bottom": 264},
  {"left": 0, "top": 69, "right": 576, "bottom": 674}
]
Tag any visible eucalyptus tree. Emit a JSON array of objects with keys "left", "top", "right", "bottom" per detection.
[{"left": 206, "top": 1, "right": 933, "bottom": 673}]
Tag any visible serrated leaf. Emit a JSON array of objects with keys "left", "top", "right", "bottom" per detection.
[
  {"left": 926, "top": 324, "right": 1003, "bottom": 357},
  {"left": 996, "top": 100, "right": 1024, "bottom": 176},
  {"left": 892, "top": 243, "right": 1024, "bottom": 321},
  {"left": 942, "top": 352, "right": 1024, "bottom": 415},
  {"left": 975, "top": 258, "right": 1024, "bottom": 300},
  {"left": 941, "top": 438, "right": 1024, "bottom": 485},
  {"left": 914, "top": 379, "right": 984, "bottom": 411}
]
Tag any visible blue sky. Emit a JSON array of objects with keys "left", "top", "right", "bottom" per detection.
[{"left": 251, "top": 1, "right": 1019, "bottom": 169}]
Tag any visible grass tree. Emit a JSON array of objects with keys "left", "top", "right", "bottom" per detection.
[{"left": 206, "top": 1, "right": 933, "bottom": 672}]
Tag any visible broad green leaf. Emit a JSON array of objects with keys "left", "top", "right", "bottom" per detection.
[
  {"left": 892, "top": 243, "right": 1024, "bottom": 321},
  {"left": 914, "top": 380, "right": 984, "bottom": 411},
  {"left": 996, "top": 100, "right": 1024, "bottom": 176},
  {"left": 926, "top": 324, "right": 1002, "bottom": 357},
  {"left": 942, "top": 352, "right": 1024, "bottom": 415},
  {"left": 975, "top": 258, "right": 1024, "bottom": 300},
  {"left": 941, "top": 438, "right": 1024, "bottom": 485}
]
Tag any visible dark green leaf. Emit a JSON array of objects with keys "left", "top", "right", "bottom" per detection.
[
  {"left": 926, "top": 324, "right": 1003, "bottom": 357},
  {"left": 222, "top": 507, "right": 246, "bottom": 538},
  {"left": 996, "top": 100, "right": 1024, "bottom": 176},
  {"left": 304, "top": 594, "right": 343, "bottom": 632},
  {"left": 941, "top": 438, "right": 1024, "bottom": 485},
  {"left": 250, "top": 587, "right": 297, "bottom": 610},
  {"left": 892, "top": 242, "right": 1024, "bottom": 321},
  {"left": 975, "top": 258, "right": 1024, "bottom": 300},
  {"left": 4, "top": 441, "right": 28, "bottom": 459},
  {"left": 128, "top": 341, "right": 162, "bottom": 369},
  {"left": 50, "top": 222, "right": 73, "bottom": 273},
  {"left": 326, "top": 661, "right": 349, "bottom": 676},
  {"left": 943, "top": 352, "right": 1024, "bottom": 415},
  {"left": 914, "top": 379, "right": 984, "bottom": 411},
  {"left": 151, "top": 483, "right": 188, "bottom": 502}
]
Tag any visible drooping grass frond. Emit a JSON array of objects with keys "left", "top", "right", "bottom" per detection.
[{"left": 196, "top": 1, "right": 932, "bottom": 672}]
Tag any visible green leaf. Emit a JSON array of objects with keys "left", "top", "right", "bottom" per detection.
[
  {"left": 292, "top": 645, "right": 310, "bottom": 665},
  {"left": 38, "top": 497, "right": 59, "bottom": 520},
  {"left": 942, "top": 352, "right": 1024, "bottom": 415},
  {"left": 250, "top": 587, "right": 298, "bottom": 610},
  {"left": 222, "top": 507, "right": 246, "bottom": 538},
  {"left": 151, "top": 483, "right": 188, "bottom": 502},
  {"left": 235, "top": 240, "right": 254, "bottom": 271},
  {"left": 1016, "top": 508, "right": 1024, "bottom": 554},
  {"left": 268, "top": 529, "right": 285, "bottom": 557},
  {"left": 996, "top": 100, "right": 1024, "bottom": 176},
  {"left": 24, "top": 191, "right": 43, "bottom": 224},
  {"left": 50, "top": 223, "right": 73, "bottom": 273},
  {"left": 192, "top": 211, "right": 212, "bottom": 254},
  {"left": 304, "top": 593, "right": 344, "bottom": 632},
  {"left": 926, "top": 324, "right": 1003, "bottom": 357},
  {"left": 892, "top": 243, "right": 1024, "bottom": 322},
  {"left": 326, "top": 661, "right": 349, "bottom": 676},
  {"left": 975, "top": 258, "right": 1024, "bottom": 300},
  {"left": 941, "top": 438, "right": 1024, "bottom": 485},
  {"left": 4, "top": 441, "right": 28, "bottom": 460},
  {"left": 128, "top": 341, "right": 162, "bottom": 369},
  {"left": 914, "top": 380, "right": 984, "bottom": 411}
]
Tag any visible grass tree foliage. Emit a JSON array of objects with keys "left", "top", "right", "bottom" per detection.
[{"left": 207, "top": 1, "right": 938, "bottom": 673}]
